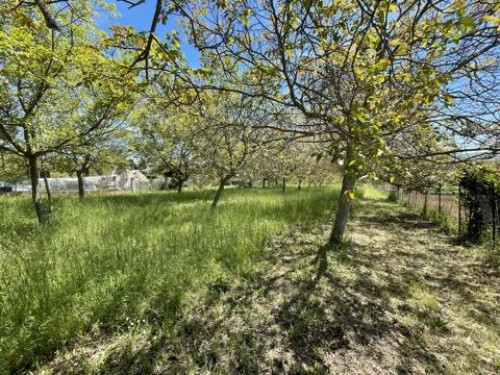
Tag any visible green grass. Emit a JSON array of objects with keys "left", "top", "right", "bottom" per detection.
[
  {"left": 358, "top": 184, "right": 388, "bottom": 200},
  {"left": 0, "top": 186, "right": 340, "bottom": 373}
]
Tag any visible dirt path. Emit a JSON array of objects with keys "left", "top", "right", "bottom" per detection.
[{"left": 44, "top": 199, "right": 500, "bottom": 374}]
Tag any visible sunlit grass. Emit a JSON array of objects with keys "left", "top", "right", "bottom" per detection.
[
  {"left": 358, "top": 184, "right": 388, "bottom": 200},
  {"left": 0, "top": 186, "right": 340, "bottom": 372}
]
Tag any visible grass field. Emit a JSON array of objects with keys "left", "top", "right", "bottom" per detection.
[
  {"left": 0, "top": 186, "right": 343, "bottom": 373},
  {"left": 1, "top": 187, "right": 498, "bottom": 374}
]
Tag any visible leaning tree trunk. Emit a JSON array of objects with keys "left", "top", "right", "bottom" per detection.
[
  {"left": 43, "top": 175, "right": 53, "bottom": 215},
  {"left": 76, "top": 170, "right": 85, "bottom": 199},
  {"left": 329, "top": 173, "right": 356, "bottom": 245},
  {"left": 211, "top": 177, "right": 228, "bottom": 209},
  {"left": 28, "top": 157, "right": 45, "bottom": 224}
]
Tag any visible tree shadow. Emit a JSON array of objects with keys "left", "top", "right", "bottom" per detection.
[{"left": 48, "top": 201, "right": 499, "bottom": 374}]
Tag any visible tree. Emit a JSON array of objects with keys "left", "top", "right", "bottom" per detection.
[
  {"left": 47, "top": 133, "right": 129, "bottom": 198},
  {"left": 0, "top": 3, "right": 137, "bottom": 222},
  {"left": 164, "top": 0, "right": 500, "bottom": 244},
  {"left": 134, "top": 101, "right": 201, "bottom": 193},
  {"left": 193, "top": 92, "right": 267, "bottom": 208}
]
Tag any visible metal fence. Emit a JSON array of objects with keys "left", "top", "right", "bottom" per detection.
[
  {"left": 387, "top": 183, "right": 498, "bottom": 249},
  {"left": 399, "top": 188, "right": 461, "bottom": 226}
]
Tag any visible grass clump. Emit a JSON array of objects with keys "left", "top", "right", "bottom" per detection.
[
  {"left": 0, "top": 186, "right": 339, "bottom": 373},
  {"left": 357, "top": 184, "right": 388, "bottom": 200},
  {"left": 425, "top": 209, "right": 458, "bottom": 235}
]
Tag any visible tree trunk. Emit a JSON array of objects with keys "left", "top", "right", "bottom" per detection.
[
  {"left": 423, "top": 193, "right": 428, "bottom": 216},
  {"left": 262, "top": 179, "right": 266, "bottom": 188},
  {"left": 282, "top": 178, "right": 286, "bottom": 193},
  {"left": 388, "top": 185, "right": 399, "bottom": 201},
  {"left": 249, "top": 180, "right": 253, "bottom": 188},
  {"left": 177, "top": 180, "right": 183, "bottom": 194},
  {"left": 43, "top": 175, "right": 53, "bottom": 215},
  {"left": 298, "top": 180, "right": 302, "bottom": 191},
  {"left": 76, "top": 170, "right": 85, "bottom": 199},
  {"left": 211, "top": 177, "right": 227, "bottom": 209},
  {"left": 275, "top": 178, "right": 278, "bottom": 187},
  {"left": 329, "top": 173, "right": 356, "bottom": 245},
  {"left": 28, "top": 157, "right": 45, "bottom": 224}
]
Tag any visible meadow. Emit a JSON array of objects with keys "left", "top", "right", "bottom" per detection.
[{"left": 0, "top": 186, "right": 341, "bottom": 373}]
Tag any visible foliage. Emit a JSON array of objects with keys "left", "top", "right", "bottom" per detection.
[
  {"left": 460, "top": 167, "right": 500, "bottom": 242},
  {"left": 0, "top": 152, "right": 27, "bottom": 183},
  {"left": 169, "top": 0, "right": 499, "bottom": 176},
  {"left": 0, "top": 1, "right": 138, "bottom": 220},
  {"left": 133, "top": 101, "right": 200, "bottom": 190}
]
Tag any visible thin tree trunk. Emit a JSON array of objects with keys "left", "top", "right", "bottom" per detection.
[
  {"left": 177, "top": 180, "right": 183, "bottom": 194},
  {"left": 211, "top": 177, "right": 227, "bottom": 209},
  {"left": 298, "top": 180, "right": 302, "bottom": 191},
  {"left": 43, "top": 175, "right": 53, "bottom": 215},
  {"left": 329, "top": 173, "right": 356, "bottom": 245},
  {"left": 76, "top": 170, "right": 85, "bottom": 199},
  {"left": 423, "top": 192, "right": 428, "bottom": 216},
  {"left": 458, "top": 184, "right": 462, "bottom": 235},
  {"left": 438, "top": 184, "right": 442, "bottom": 214},
  {"left": 28, "top": 157, "right": 45, "bottom": 224},
  {"left": 282, "top": 178, "right": 286, "bottom": 193}
]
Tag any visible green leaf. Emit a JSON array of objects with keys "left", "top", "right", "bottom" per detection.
[
  {"left": 242, "top": 8, "right": 251, "bottom": 27},
  {"left": 377, "top": 58, "right": 390, "bottom": 71},
  {"left": 345, "top": 191, "right": 355, "bottom": 200},
  {"left": 460, "top": 16, "right": 476, "bottom": 32},
  {"left": 444, "top": 93, "right": 454, "bottom": 105}
]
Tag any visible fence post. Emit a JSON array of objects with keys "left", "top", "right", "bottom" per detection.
[
  {"left": 438, "top": 184, "right": 442, "bottom": 215},
  {"left": 492, "top": 182, "right": 496, "bottom": 250}
]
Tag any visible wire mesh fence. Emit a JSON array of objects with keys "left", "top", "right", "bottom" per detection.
[{"left": 385, "top": 182, "right": 499, "bottom": 250}]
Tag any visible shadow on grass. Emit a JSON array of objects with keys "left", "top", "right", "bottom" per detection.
[{"left": 47, "top": 200, "right": 500, "bottom": 374}]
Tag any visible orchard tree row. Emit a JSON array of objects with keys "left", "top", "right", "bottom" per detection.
[{"left": 1, "top": 0, "right": 499, "bottom": 243}]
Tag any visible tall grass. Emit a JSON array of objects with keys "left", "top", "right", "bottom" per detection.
[{"left": 0, "top": 186, "right": 339, "bottom": 372}]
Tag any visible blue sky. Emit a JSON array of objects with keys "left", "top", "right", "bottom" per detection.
[{"left": 95, "top": 0, "right": 201, "bottom": 67}]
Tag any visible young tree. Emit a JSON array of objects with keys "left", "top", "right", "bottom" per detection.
[
  {"left": 0, "top": 3, "right": 137, "bottom": 222},
  {"left": 48, "top": 134, "right": 129, "bottom": 199},
  {"left": 194, "top": 92, "right": 267, "bottom": 208},
  {"left": 133, "top": 102, "right": 200, "bottom": 193}
]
